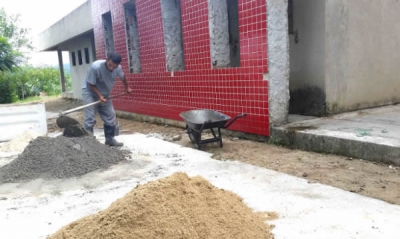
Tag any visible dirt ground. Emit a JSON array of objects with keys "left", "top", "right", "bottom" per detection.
[{"left": 44, "top": 97, "right": 400, "bottom": 205}]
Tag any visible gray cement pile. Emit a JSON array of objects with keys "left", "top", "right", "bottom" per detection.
[{"left": 0, "top": 136, "right": 127, "bottom": 183}]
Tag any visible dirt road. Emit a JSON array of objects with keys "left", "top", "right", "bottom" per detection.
[{"left": 45, "top": 97, "right": 400, "bottom": 204}]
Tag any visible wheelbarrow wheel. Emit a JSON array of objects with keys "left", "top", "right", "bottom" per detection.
[{"left": 186, "top": 126, "right": 201, "bottom": 148}]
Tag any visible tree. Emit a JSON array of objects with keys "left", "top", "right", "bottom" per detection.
[
  {"left": 12, "top": 66, "right": 63, "bottom": 99},
  {"left": 0, "top": 8, "right": 33, "bottom": 50},
  {"left": 0, "top": 70, "right": 18, "bottom": 103},
  {"left": 0, "top": 8, "right": 33, "bottom": 65},
  {"left": 0, "top": 7, "right": 33, "bottom": 103},
  {"left": 0, "top": 8, "right": 66, "bottom": 103},
  {"left": 0, "top": 36, "right": 21, "bottom": 71}
]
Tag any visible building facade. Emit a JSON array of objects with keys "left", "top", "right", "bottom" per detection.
[{"left": 91, "top": 0, "right": 271, "bottom": 136}]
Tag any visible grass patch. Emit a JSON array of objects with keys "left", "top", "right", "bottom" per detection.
[
  {"left": 14, "top": 95, "right": 61, "bottom": 104},
  {"left": 15, "top": 96, "right": 41, "bottom": 103}
]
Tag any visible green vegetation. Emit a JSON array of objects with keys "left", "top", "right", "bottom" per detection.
[
  {"left": 0, "top": 36, "right": 21, "bottom": 71},
  {"left": 0, "top": 66, "right": 71, "bottom": 102},
  {"left": 14, "top": 96, "right": 41, "bottom": 103},
  {"left": 0, "top": 8, "right": 71, "bottom": 104}
]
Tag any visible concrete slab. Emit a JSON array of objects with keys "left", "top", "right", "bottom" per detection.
[
  {"left": 0, "top": 102, "right": 47, "bottom": 142},
  {"left": 272, "top": 105, "right": 400, "bottom": 165},
  {"left": 0, "top": 133, "right": 400, "bottom": 239},
  {"left": 61, "top": 92, "right": 74, "bottom": 99}
]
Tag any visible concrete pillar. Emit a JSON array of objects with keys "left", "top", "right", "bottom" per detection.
[
  {"left": 125, "top": 1, "right": 142, "bottom": 73},
  {"left": 267, "top": 0, "right": 290, "bottom": 126},
  {"left": 160, "top": 0, "right": 185, "bottom": 71},
  {"left": 57, "top": 49, "right": 66, "bottom": 93},
  {"left": 102, "top": 12, "right": 115, "bottom": 57},
  {"left": 207, "top": 0, "right": 230, "bottom": 68}
]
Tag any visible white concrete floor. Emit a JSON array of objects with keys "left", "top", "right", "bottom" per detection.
[
  {"left": 0, "top": 133, "right": 400, "bottom": 239},
  {"left": 286, "top": 104, "right": 400, "bottom": 147}
]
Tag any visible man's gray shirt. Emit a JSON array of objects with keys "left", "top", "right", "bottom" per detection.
[{"left": 82, "top": 60, "right": 124, "bottom": 97}]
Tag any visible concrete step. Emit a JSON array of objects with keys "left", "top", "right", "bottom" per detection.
[{"left": 271, "top": 105, "right": 400, "bottom": 166}]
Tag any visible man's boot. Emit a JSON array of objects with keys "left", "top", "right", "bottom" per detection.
[
  {"left": 114, "top": 121, "right": 120, "bottom": 136},
  {"left": 104, "top": 124, "right": 123, "bottom": 147}
]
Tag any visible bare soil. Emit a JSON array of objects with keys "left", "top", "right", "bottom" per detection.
[{"left": 45, "top": 97, "right": 400, "bottom": 205}]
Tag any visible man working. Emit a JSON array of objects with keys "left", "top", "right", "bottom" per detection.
[{"left": 82, "top": 52, "right": 132, "bottom": 146}]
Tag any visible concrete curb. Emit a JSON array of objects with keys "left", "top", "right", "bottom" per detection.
[{"left": 271, "top": 127, "right": 400, "bottom": 166}]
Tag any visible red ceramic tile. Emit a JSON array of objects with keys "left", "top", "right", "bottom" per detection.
[{"left": 91, "top": 0, "right": 269, "bottom": 136}]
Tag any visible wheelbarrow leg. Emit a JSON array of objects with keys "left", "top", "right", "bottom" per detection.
[
  {"left": 195, "top": 130, "right": 202, "bottom": 150},
  {"left": 210, "top": 128, "right": 217, "bottom": 138},
  {"left": 218, "top": 127, "right": 223, "bottom": 147},
  {"left": 210, "top": 128, "right": 223, "bottom": 148}
]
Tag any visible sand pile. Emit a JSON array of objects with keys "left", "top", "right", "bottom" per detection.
[
  {"left": 0, "top": 130, "right": 40, "bottom": 152},
  {"left": 49, "top": 172, "right": 274, "bottom": 239},
  {"left": 0, "top": 136, "right": 127, "bottom": 183}
]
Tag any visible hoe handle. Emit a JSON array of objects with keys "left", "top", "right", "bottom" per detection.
[{"left": 59, "top": 92, "right": 128, "bottom": 116}]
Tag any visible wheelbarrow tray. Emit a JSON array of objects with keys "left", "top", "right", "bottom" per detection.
[
  {"left": 179, "top": 110, "right": 231, "bottom": 132},
  {"left": 179, "top": 109, "right": 246, "bottom": 149}
]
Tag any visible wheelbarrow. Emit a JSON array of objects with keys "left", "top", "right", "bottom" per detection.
[{"left": 179, "top": 109, "right": 247, "bottom": 150}]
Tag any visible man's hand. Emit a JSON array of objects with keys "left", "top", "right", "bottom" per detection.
[
  {"left": 99, "top": 95, "right": 107, "bottom": 103},
  {"left": 121, "top": 76, "right": 132, "bottom": 94},
  {"left": 88, "top": 83, "right": 107, "bottom": 103}
]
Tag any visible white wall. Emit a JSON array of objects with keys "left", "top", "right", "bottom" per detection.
[
  {"left": 37, "top": 1, "right": 92, "bottom": 51},
  {"left": 64, "top": 34, "right": 96, "bottom": 99},
  {"left": 289, "top": 0, "right": 325, "bottom": 91},
  {"left": 325, "top": 0, "right": 400, "bottom": 113},
  {"left": 288, "top": 0, "right": 326, "bottom": 115}
]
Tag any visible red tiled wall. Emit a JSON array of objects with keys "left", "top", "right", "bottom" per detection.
[{"left": 91, "top": 0, "right": 269, "bottom": 136}]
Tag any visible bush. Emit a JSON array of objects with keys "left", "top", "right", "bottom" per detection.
[
  {"left": 0, "top": 65, "right": 70, "bottom": 102},
  {"left": 14, "top": 66, "right": 63, "bottom": 98},
  {"left": 65, "top": 74, "right": 72, "bottom": 91},
  {"left": 0, "top": 72, "right": 18, "bottom": 103}
]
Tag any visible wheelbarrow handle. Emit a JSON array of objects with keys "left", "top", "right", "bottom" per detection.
[
  {"left": 224, "top": 113, "right": 247, "bottom": 128},
  {"left": 59, "top": 92, "right": 128, "bottom": 116}
]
